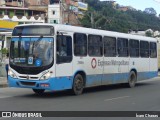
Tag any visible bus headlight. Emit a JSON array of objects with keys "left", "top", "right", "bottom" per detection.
[
  {"left": 8, "top": 70, "right": 17, "bottom": 78},
  {"left": 40, "top": 72, "right": 51, "bottom": 80}
]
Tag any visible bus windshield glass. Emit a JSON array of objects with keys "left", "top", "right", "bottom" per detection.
[{"left": 10, "top": 37, "right": 54, "bottom": 67}]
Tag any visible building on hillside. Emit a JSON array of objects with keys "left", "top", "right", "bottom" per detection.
[
  {"left": 47, "top": 0, "right": 88, "bottom": 25},
  {"left": 0, "top": 7, "right": 45, "bottom": 25},
  {"left": 118, "top": 6, "right": 136, "bottom": 12},
  {"left": 4, "top": 0, "right": 24, "bottom": 7},
  {"left": 129, "top": 30, "right": 146, "bottom": 36},
  {"left": 100, "top": 0, "right": 116, "bottom": 4},
  {"left": 1, "top": 0, "right": 88, "bottom": 26},
  {"left": 4, "top": 0, "right": 45, "bottom": 7},
  {"left": 100, "top": 0, "right": 117, "bottom": 8},
  {"left": 50, "top": 0, "right": 60, "bottom": 4},
  {"left": 0, "top": 0, "right": 5, "bottom": 6},
  {"left": 24, "top": 0, "right": 42, "bottom": 7},
  {"left": 64, "top": 0, "right": 88, "bottom": 25},
  {"left": 48, "top": 4, "right": 61, "bottom": 24},
  {"left": 128, "top": 29, "right": 160, "bottom": 37},
  {"left": 41, "top": 0, "right": 50, "bottom": 5}
]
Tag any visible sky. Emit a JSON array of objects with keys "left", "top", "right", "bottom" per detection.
[{"left": 100, "top": 0, "right": 160, "bottom": 15}]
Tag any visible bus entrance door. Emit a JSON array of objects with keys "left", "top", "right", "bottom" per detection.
[{"left": 55, "top": 33, "right": 73, "bottom": 90}]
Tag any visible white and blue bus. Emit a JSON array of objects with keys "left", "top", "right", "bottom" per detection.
[{"left": 8, "top": 24, "right": 158, "bottom": 95}]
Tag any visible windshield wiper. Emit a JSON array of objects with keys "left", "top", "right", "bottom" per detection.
[
  {"left": 32, "top": 35, "right": 43, "bottom": 54},
  {"left": 34, "top": 35, "right": 43, "bottom": 48}
]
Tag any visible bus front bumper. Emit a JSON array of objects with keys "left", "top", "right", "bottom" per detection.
[{"left": 8, "top": 76, "right": 73, "bottom": 91}]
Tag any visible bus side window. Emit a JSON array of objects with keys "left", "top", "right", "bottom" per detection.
[
  {"left": 140, "top": 41, "right": 149, "bottom": 58},
  {"left": 88, "top": 35, "right": 103, "bottom": 57},
  {"left": 117, "top": 38, "right": 128, "bottom": 57},
  {"left": 103, "top": 36, "right": 116, "bottom": 57},
  {"left": 150, "top": 42, "right": 157, "bottom": 58},
  {"left": 56, "top": 35, "right": 72, "bottom": 64},
  {"left": 129, "top": 39, "right": 139, "bottom": 57},
  {"left": 74, "top": 33, "right": 87, "bottom": 56}
]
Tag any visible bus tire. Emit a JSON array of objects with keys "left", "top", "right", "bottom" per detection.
[
  {"left": 72, "top": 74, "right": 84, "bottom": 95},
  {"left": 128, "top": 71, "right": 137, "bottom": 88},
  {"left": 32, "top": 89, "right": 45, "bottom": 95}
]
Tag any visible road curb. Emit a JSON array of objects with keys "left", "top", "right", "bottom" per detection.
[{"left": 0, "top": 77, "right": 8, "bottom": 88}]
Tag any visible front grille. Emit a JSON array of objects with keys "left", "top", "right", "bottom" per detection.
[
  {"left": 20, "top": 81, "right": 36, "bottom": 86},
  {"left": 19, "top": 76, "right": 28, "bottom": 79},
  {"left": 10, "top": 63, "right": 53, "bottom": 75},
  {"left": 19, "top": 76, "right": 39, "bottom": 80},
  {"left": 30, "top": 77, "right": 39, "bottom": 79},
  {"left": 10, "top": 66, "right": 44, "bottom": 74}
]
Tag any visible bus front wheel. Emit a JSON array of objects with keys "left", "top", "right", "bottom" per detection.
[
  {"left": 128, "top": 71, "right": 137, "bottom": 88},
  {"left": 32, "top": 89, "right": 45, "bottom": 95},
  {"left": 72, "top": 74, "right": 84, "bottom": 95}
]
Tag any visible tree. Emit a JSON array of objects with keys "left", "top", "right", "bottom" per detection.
[
  {"left": 80, "top": 1, "right": 160, "bottom": 33},
  {"left": 144, "top": 7, "right": 157, "bottom": 15},
  {"left": 145, "top": 31, "right": 153, "bottom": 37}
]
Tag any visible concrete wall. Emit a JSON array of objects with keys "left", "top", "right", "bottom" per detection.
[
  {"left": 48, "top": 4, "right": 60, "bottom": 24},
  {"left": 0, "top": 0, "right": 5, "bottom": 6}
]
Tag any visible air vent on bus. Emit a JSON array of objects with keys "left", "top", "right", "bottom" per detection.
[
  {"left": 19, "top": 76, "right": 28, "bottom": 79},
  {"left": 30, "top": 77, "right": 39, "bottom": 79},
  {"left": 20, "top": 81, "right": 36, "bottom": 86},
  {"left": 19, "top": 76, "right": 39, "bottom": 80}
]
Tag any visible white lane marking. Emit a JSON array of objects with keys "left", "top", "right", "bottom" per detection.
[{"left": 104, "top": 96, "right": 130, "bottom": 101}]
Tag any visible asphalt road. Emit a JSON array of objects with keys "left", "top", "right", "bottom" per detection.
[{"left": 0, "top": 77, "right": 160, "bottom": 120}]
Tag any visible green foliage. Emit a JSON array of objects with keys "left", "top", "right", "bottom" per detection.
[
  {"left": 145, "top": 31, "right": 153, "bottom": 37},
  {"left": 80, "top": 0, "right": 160, "bottom": 33},
  {"left": 144, "top": 8, "right": 157, "bottom": 15},
  {"left": 0, "top": 48, "right": 9, "bottom": 55}
]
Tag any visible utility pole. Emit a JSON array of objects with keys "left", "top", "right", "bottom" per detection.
[
  {"left": 91, "top": 12, "right": 94, "bottom": 28},
  {"left": 59, "top": 0, "right": 63, "bottom": 24},
  {"left": 59, "top": 0, "right": 66, "bottom": 24},
  {"left": 23, "top": 0, "right": 24, "bottom": 7}
]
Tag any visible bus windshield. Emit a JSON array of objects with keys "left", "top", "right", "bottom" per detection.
[{"left": 10, "top": 37, "right": 54, "bottom": 67}]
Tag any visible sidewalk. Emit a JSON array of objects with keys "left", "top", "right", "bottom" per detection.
[
  {"left": 0, "top": 77, "right": 8, "bottom": 88},
  {"left": 0, "top": 63, "right": 8, "bottom": 88}
]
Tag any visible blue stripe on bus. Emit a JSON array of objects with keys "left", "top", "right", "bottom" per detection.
[
  {"left": 137, "top": 71, "right": 158, "bottom": 80},
  {"left": 8, "top": 76, "right": 72, "bottom": 91},
  {"left": 85, "top": 71, "right": 158, "bottom": 87},
  {"left": 8, "top": 71, "right": 158, "bottom": 91}
]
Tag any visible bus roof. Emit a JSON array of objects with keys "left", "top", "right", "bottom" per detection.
[{"left": 14, "top": 23, "right": 157, "bottom": 42}]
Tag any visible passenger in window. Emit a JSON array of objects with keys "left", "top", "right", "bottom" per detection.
[
  {"left": 33, "top": 45, "right": 45, "bottom": 66},
  {"left": 33, "top": 45, "right": 43, "bottom": 59},
  {"left": 145, "top": 51, "right": 149, "bottom": 57},
  {"left": 89, "top": 48, "right": 93, "bottom": 56},
  {"left": 59, "top": 47, "right": 67, "bottom": 56},
  {"left": 81, "top": 46, "right": 86, "bottom": 56},
  {"left": 95, "top": 49, "right": 101, "bottom": 56}
]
